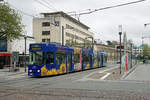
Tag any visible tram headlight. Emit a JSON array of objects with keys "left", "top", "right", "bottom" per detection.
[
  {"left": 37, "top": 70, "right": 40, "bottom": 72},
  {"left": 29, "top": 70, "right": 32, "bottom": 72}
]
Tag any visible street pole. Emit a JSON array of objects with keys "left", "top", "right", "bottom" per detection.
[
  {"left": 24, "top": 36, "right": 27, "bottom": 72},
  {"left": 91, "top": 37, "right": 94, "bottom": 50},
  {"left": 62, "top": 26, "right": 64, "bottom": 46},
  {"left": 131, "top": 43, "right": 132, "bottom": 68},
  {"left": 119, "top": 25, "right": 122, "bottom": 74}
]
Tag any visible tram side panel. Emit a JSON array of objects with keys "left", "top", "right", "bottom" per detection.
[
  {"left": 82, "top": 48, "right": 93, "bottom": 70},
  {"left": 100, "top": 52, "right": 107, "bottom": 67},
  {"left": 92, "top": 51, "right": 99, "bottom": 68},
  {"left": 72, "top": 48, "right": 82, "bottom": 72},
  {"left": 28, "top": 43, "right": 74, "bottom": 77}
]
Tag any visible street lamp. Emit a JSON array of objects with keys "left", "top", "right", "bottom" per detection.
[
  {"left": 21, "top": 35, "right": 34, "bottom": 72},
  {"left": 24, "top": 36, "right": 27, "bottom": 72},
  {"left": 130, "top": 43, "right": 133, "bottom": 68},
  {"left": 118, "top": 25, "right": 122, "bottom": 74}
]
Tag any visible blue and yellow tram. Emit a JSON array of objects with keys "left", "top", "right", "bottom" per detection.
[{"left": 28, "top": 43, "right": 107, "bottom": 77}]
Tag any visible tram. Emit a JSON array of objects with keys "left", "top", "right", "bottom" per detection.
[{"left": 28, "top": 43, "right": 107, "bottom": 77}]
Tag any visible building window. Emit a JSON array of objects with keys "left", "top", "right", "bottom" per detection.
[
  {"left": 42, "top": 39, "right": 46, "bottom": 42},
  {"left": 42, "top": 22, "right": 50, "bottom": 27},
  {"left": 47, "top": 39, "right": 50, "bottom": 43},
  {"left": 55, "top": 21, "right": 59, "bottom": 26},
  {"left": 42, "top": 31, "right": 50, "bottom": 35},
  {"left": 0, "top": 39, "right": 7, "bottom": 52},
  {"left": 42, "top": 39, "right": 50, "bottom": 43}
]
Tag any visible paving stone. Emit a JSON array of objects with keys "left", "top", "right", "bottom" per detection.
[{"left": 0, "top": 86, "right": 150, "bottom": 100}]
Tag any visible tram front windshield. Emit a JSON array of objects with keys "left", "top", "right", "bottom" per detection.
[{"left": 29, "top": 51, "right": 44, "bottom": 65}]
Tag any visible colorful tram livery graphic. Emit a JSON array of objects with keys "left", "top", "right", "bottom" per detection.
[{"left": 28, "top": 43, "right": 107, "bottom": 77}]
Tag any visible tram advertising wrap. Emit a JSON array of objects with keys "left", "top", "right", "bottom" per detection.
[{"left": 28, "top": 43, "right": 107, "bottom": 77}]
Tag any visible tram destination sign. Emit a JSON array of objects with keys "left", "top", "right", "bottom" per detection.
[{"left": 30, "top": 44, "right": 42, "bottom": 51}]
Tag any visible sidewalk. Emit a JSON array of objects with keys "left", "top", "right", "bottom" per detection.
[{"left": 0, "top": 67, "right": 28, "bottom": 78}]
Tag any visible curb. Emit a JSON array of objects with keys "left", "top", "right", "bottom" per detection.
[{"left": 121, "top": 63, "right": 139, "bottom": 79}]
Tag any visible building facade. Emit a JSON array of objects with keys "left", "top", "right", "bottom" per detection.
[
  {"left": 0, "top": 37, "right": 35, "bottom": 67},
  {"left": 33, "top": 11, "right": 93, "bottom": 45}
]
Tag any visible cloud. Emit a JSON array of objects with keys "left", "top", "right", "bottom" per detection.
[{"left": 7, "top": 0, "right": 150, "bottom": 45}]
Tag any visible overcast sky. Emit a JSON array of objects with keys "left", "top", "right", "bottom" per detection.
[{"left": 6, "top": 0, "right": 150, "bottom": 46}]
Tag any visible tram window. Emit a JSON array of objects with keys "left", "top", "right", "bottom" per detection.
[
  {"left": 73, "top": 54, "right": 80, "bottom": 64},
  {"left": 29, "top": 52, "right": 44, "bottom": 65},
  {"left": 56, "top": 53, "right": 66, "bottom": 65},
  {"left": 83, "top": 54, "right": 89, "bottom": 62},
  {"left": 46, "top": 52, "right": 54, "bottom": 64}
]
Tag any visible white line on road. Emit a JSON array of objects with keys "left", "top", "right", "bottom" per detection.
[
  {"left": 99, "top": 66, "right": 118, "bottom": 73},
  {"left": 100, "top": 73, "right": 111, "bottom": 80},
  {"left": 74, "top": 66, "right": 119, "bottom": 82}
]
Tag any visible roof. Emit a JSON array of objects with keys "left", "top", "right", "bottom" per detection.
[{"left": 41, "top": 11, "right": 90, "bottom": 30}]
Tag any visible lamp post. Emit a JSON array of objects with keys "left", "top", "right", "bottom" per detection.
[
  {"left": 24, "top": 36, "right": 27, "bottom": 72},
  {"left": 131, "top": 43, "right": 132, "bottom": 68},
  {"left": 22, "top": 35, "right": 34, "bottom": 72},
  {"left": 62, "top": 26, "right": 64, "bottom": 46},
  {"left": 118, "top": 25, "right": 122, "bottom": 74}
]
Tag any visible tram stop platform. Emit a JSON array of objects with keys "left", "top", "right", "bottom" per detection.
[{"left": 85, "top": 64, "right": 138, "bottom": 81}]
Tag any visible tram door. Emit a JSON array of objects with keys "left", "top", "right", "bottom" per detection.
[
  {"left": 46, "top": 52, "right": 55, "bottom": 70},
  {"left": 67, "top": 54, "right": 71, "bottom": 72}
]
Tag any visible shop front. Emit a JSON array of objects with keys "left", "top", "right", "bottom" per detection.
[{"left": 0, "top": 53, "right": 12, "bottom": 69}]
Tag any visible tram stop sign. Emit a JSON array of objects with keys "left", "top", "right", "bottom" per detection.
[{"left": 12, "top": 52, "right": 19, "bottom": 62}]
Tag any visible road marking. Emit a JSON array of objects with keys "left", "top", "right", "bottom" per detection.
[
  {"left": 74, "top": 66, "right": 119, "bottom": 82},
  {"left": 100, "top": 73, "right": 111, "bottom": 80},
  {"left": 99, "top": 66, "right": 118, "bottom": 73}
]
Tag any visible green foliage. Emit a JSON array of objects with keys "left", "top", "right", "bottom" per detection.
[
  {"left": 142, "top": 44, "right": 150, "bottom": 59},
  {"left": 106, "top": 40, "right": 118, "bottom": 47},
  {"left": 0, "top": 3, "right": 23, "bottom": 40},
  {"left": 106, "top": 41, "right": 112, "bottom": 46},
  {"left": 65, "top": 39, "right": 75, "bottom": 46}
]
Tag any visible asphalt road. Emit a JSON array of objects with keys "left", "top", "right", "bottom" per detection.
[
  {"left": 0, "top": 64, "right": 150, "bottom": 92},
  {"left": 0, "top": 63, "right": 150, "bottom": 100}
]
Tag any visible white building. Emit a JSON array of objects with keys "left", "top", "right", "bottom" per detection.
[
  {"left": 33, "top": 11, "right": 93, "bottom": 45},
  {"left": 7, "top": 37, "right": 35, "bottom": 54}
]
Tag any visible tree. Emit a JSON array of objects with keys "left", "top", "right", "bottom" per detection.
[
  {"left": 111, "top": 41, "right": 118, "bottom": 47},
  {"left": 0, "top": 3, "right": 23, "bottom": 40},
  {"left": 142, "top": 44, "right": 150, "bottom": 59},
  {"left": 106, "top": 41, "right": 112, "bottom": 46},
  {"left": 106, "top": 40, "right": 118, "bottom": 47}
]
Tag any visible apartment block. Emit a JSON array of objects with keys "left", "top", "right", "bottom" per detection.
[{"left": 33, "top": 11, "right": 93, "bottom": 45}]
